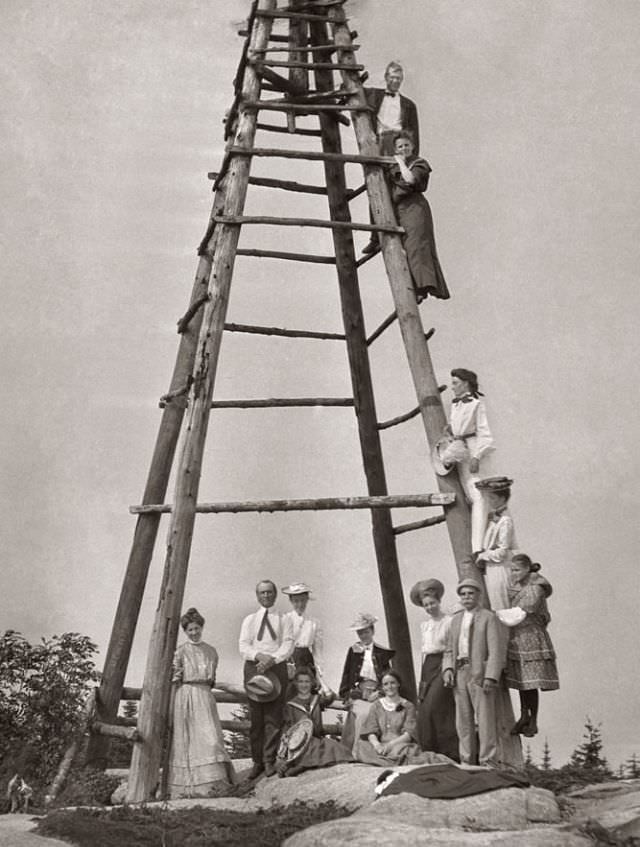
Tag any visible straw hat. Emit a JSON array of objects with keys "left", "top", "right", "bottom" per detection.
[
  {"left": 281, "top": 582, "right": 314, "bottom": 598},
  {"left": 348, "top": 612, "right": 378, "bottom": 631},
  {"left": 244, "top": 668, "right": 282, "bottom": 703},
  {"left": 277, "top": 718, "right": 314, "bottom": 764},
  {"left": 475, "top": 476, "right": 514, "bottom": 493},
  {"left": 432, "top": 435, "right": 469, "bottom": 477}
]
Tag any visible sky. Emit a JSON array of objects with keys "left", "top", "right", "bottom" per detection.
[{"left": 1, "top": 0, "right": 639, "bottom": 769}]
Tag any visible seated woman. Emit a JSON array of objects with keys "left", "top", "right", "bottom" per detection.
[
  {"left": 410, "top": 579, "right": 459, "bottom": 761},
  {"left": 498, "top": 554, "right": 559, "bottom": 738},
  {"left": 168, "top": 607, "right": 234, "bottom": 798},
  {"left": 389, "top": 130, "right": 450, "bottom": 303},
  {"left": 356, "top": 671, "right": 451, "bottom": 767},
  {"left": 276, "top": 667, "right": 354, "bottom": 777}
]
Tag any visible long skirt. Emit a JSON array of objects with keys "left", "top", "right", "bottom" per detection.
[
  {"left": 395, "top": 194, "right": 450, "bottom": 301},
  {"left": 417, "top": 653, "right": 459, "bottom": 762},
  {"left": 355, "top": 738, "right": 451, "bottom": 768},
  {"left": 286, "top": 735, "right": 354, "bottom": 776},
  {"left": 168, "top": 684, "right": 234, "bottom": 798}
]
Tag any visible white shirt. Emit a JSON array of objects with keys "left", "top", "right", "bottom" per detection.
[
  {"left": 238, "top": 607, "right": 294, "bottom": 664},
  {"left": 377, "top": 92, "right": 402, "bottom": 134},
  {"left": 420, "top": 614, "right": 451, "bottom": 657},
  {"left": 283, "top": 610, "right": 325, "bottom": 679},
  {"left": 458, "top": 611, "right": 474, "bottom": 658},
  {"left": 360, "top": 644, "right": 377, "bottom": 680},
  {"left": 449, "top": 396, "right": 494, "bottom": 461},
  {"left": 478, "top": 508, "right": 517, "bottom": 564}
]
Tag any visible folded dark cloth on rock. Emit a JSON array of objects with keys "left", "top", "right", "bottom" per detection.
[{"left": 377, "top": 763, "right": 529, "bottom": 800}]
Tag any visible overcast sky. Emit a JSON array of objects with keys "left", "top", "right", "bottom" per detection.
[{"left": 1, "top": 0, "right": 639, "bottom": 768}]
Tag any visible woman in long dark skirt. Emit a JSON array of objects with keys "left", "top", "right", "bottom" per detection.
[
  {"left": 410, "top": 579, "right": 459, "bottom": 761},
  {"left": 389, "top": 130, "right": 450, "bottom": 303}
]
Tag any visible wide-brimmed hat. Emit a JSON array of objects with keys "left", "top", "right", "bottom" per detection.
[
  {"left": 475, "top": 476, "right": 514, "bottom": 493},
  {"left": 410, "top": 578, "right": 445, "bottom": 606},
  {"left": 456, "top": 577, "right": 483, "bottom": 596},
  {"left": 348, "top": 612, "right": 378, "bottom": 631},
  {"left": 277, "top": 718, "right": 314, "bottom": 763},
  {"left": 432, "top": 435, "right": 469, "bottom": 477},
  {"left": 244, "top": 668, "right": 282, "bottom": 703},
  {"left": 281, "top": 582, "right": 314, "bottom": 598}
]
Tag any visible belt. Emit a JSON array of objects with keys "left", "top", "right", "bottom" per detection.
[
  {"left": 452, "top": 432, "right": 476, "bottom": 442},
  {"left": 456, "top": 658, "right": 470, "bottom": 668},
  {"left": 183, "top": 680, "right": 213, "bottom": 686}
]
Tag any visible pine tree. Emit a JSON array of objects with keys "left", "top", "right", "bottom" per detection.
[
  {"left": 617, "top": 764, "right": 625, "bottom": 779},
  {"left": 524, "top": 744, "right": 533, "bottom": 767},
  {"left": 224, "top": 703, "right": 251, "bottom": 758},
  {"left": 541, "top": 737, "right": 552, "bottom": 770},
  {"left": 122, "top": 700, "right": 138, "bottom": 719},
  {"left": 625, "top": 752, "right": 640, "bottom": 778},
  {"left": 570, "top": 717, "right": 610, "bottom": 773}
]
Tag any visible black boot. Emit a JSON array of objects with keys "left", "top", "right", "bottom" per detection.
[{"left": 511, "top": 710, "right": 529, "bottom": 735}]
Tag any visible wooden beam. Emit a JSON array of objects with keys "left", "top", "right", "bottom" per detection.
[
  {"left": 346, "top": 183, "right": 367, "bottom": 201},
  {"left": 211, "top": 397, "right": 353, "bottom": 408},
  {"left": 130, "top": 493, "right": 455, "bottom": 515},
  {"left": 208, "top": 173, "right": 328, "bottom": 195},
  {"left": 242, "top": 99, "right": 368, "bottom": 112},
  {"left": 256, "top": 8, "right": 339, "bottom": 22},
  {"left": 213, "top": 214, "right": 403, "bottom": 234},
  {"left": 223, "top": 322, "right": 345, "bottom": 340},
  {"left": 393, "top": 514, "right": 447, "bottom": 535},
  {"left": 236, "top": 248, "right": 336, "bottom": 263},
  {"left": 251, "top": 59, "right": 365, "bottom": 71},
  {"left": 92, "top": 721, "right": 140, "bottom": 742},
  {"left": 253, "top": 44, "right": 358, "bottom": 54},
  {"left": 378, "top": 387, "right": 446, "bottom": 430},
  {"left": 227, "top": 145, "right": 391, "bottom": 166},
  {"left": 121, "top": 686, "right": 248, "bottom": 704},
  {"left": 86, "top": 174, "right": 231, "bottom": 770},
  {"left": 256, "top": 122, "right": 323, "bottom": 136},
  {"left": 366, "top": 310, "right": 397, "bottom": 346},
  {"left": 125, "top": 0, "right": 277, "bottom": 803}
]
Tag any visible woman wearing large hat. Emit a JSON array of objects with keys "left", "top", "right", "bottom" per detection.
[
  {"left": 168, "top": 607, "right": 234, "bottom": 798},
  {"left": 433, "top": 368, "right": 495, "bottom": 553},
  {"left": 410, "top": 580, "right": 459, "bottom": 761}
]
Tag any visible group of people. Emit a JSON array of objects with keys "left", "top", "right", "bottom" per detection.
[{"left": 165, "top": 363, "right": 559, "bottom": 797}]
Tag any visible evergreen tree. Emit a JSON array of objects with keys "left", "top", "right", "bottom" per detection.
[
  {"left": 122, "top": 700, "right": 138, "bottom": 720},
  {"left": 569, "top": 717, "right": 611, "bottom": 773},
  {"left": 541, "top": 737, "right": 552, "bottom": 770},
  {"left": 224, "top": 704, "right": 251, "bottom": 758},
  {"left": 625, "top": 752, "right": 640, "bottom": 778},
  {"left": 617, "top": 764, "right": 625, "bottom": 779},
  {"left": 524, "top": 744, "right": 533, "bottom": 767}
]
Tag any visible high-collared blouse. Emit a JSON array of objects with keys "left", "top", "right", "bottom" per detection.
[
  {"left": 478, "top": 507, "right": 517, "bottom": 564},
  {"left": 238, "top": 608, "right": 294, "bottom": 664},
  {"left": 449, "top": 395, "right": 494, "bottom": 461},
  {"left": 284, "top": 610, "right": 325, "bottom": 675},
  {"left": 420, "top": 614, "right": 452, "bottom": 657},
  {"left": 172, "top": 640, "right": 218, "bottom": 685}
]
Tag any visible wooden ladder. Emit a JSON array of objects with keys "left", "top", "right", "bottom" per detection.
[{"left": 88, "top": 0, "right": 499, "bottom": 800}]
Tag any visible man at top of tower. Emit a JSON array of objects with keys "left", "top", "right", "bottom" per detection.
[{"left": 362, "top": 61, "right": 420, "bottom": 255}]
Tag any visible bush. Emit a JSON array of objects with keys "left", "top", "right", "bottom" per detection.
[
  {"left": 37, "top": 800, "right": 352, "bottom": 847},
  {"left": 525, "top": 763, "right": 615, "bottom": 795},
  {"left": 52, "top": 768, "right": 122, "bottom": 808}
]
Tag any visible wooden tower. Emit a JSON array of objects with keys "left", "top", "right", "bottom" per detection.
[{"left": 87, "top": 0, "right": 508, "bottom": 801}]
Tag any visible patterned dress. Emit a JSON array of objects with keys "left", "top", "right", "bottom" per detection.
[
  {"left": 356, "top": 698, "right": 451, "bottom": 767},
  {"left": 168, "top": 640, "right": 234, "bottom": 798},
  {"left": 505, "top": 574, "right": 559, "bottom": 691}
]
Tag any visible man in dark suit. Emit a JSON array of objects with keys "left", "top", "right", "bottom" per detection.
[
  {"left": 443, "top": 578, "right": 507, "bottom": 766},
  {"left": 362, "top": 61, "right": 420, "bottom": 254}
]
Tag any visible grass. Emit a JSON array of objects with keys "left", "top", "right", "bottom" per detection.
[{"left": 36, "top": 800, "right": 351, "bottom": 847}]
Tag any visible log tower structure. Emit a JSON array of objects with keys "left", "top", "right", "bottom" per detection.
[{"left": 84, "top": 0, "right": 513, "bottom": 801}]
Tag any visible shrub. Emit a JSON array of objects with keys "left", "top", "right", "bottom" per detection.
[{"left": 53, "top": 768, "right": 122, "bottom": 807}]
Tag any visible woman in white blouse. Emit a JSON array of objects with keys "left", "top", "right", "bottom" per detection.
[
  {"left": 410, "top": 579, "right": 459, "bottom": 761},
  {"left": 282, "top": 582, "right": 331, "bottom": 695}
]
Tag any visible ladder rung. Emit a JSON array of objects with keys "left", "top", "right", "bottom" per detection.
[
  {"left": 91, "top": 721, "right": 140, "bottom": 742},
  {"left": 213, "top": 215, "right": 404, "bottom": 235},
  {"left": 236, "top": 248, "right": 336, "bottom": 264},
  {"left": 356, "top": 249, "right": 380, "bottom": 268},
  {"left": 242, "top": 100, "right": 369, "bottom": 113},
  {"left": 211, "top": 398, "right": 354, "bottom": 408},
  {"left": 208, "top": 173, "right": 328, "bottom": 196},
  {"left": 256, "top": 9, "right": 343, "bottom": 22},
  {"left": 130, "top": 493, "right": 456, "bottom": 516},
  {"left": 346, "top": 183, "right": 367, "bottom": 202},
  {"left": 253, "top": 44, "right": 359, "bottom": 54},
  {"left": 378, "top": 388, "right": 446, "bottom": 431},
  {"left": 227, "top": 145, "right": 392, "bottom": 166},
  {"left": 393, "top": 514, "right": 447, "bottom": 536},
  {"left": 256, "top": 122, "right": 323, "bottom": 137},
  {"left": 366, "top": 311, "right": 398, "bottom": 346},
  {"left": 223, "top": 323, "right": 346, "bottom": 341},
  {"left": 252, "top": 59, "right": 365, "bottom": 72}
]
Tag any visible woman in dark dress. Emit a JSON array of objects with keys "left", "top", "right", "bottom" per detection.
[
  {"left": 410, "top": 580, "right": 459, "bottom": 761},
  {"left": 389, "top": 130, "right": 450, "bottom": 302}
]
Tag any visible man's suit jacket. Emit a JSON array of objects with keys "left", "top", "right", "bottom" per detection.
[
  {"left": 442, "top": 607, "right": 506, "bottom": 685},
  {"left": 364, "top": 88, "right": 420, "bottom": 154}
]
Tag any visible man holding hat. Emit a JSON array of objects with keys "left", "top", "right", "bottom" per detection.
[
  {"left": 433, "top": 368, "right": 494, "bottom": 553},
  {"left": 475, "top": 477, "right": 518, "bottom": 610},
  {"left": 239, "top": 580, "right": 294, "bottom": 778},
  {"left": 443, "top": 578, "right": 506, "bottom": 766}
]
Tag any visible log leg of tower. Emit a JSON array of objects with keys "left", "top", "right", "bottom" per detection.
[
  {"left": 310, "top": 20, "right": 416, "bottom": 697},
  {"left": 330, "top": 9, "right": 483, "bottom": 583},
  {"left": 85, "top": 182, "right": 229, "bottom": 768},
  {"left": 125, "top": 2, "right": 276, "bottom": 802}
]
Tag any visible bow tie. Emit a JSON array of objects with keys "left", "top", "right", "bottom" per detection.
[
  {"left": 384, "top": 90, "right": 397, "bottom": 97},
  {"left": 452, "top": 395, "right": 473, "bottom": 404}
]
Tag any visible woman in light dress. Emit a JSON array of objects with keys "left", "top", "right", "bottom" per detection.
[
  {"left": 168, "top": 607, "right": 234, "bottom": 798},
  {"left": 410, "top": 579, "right": 458, "bottom": 761},
  {"left": 474, "top": 476, "right": 518, "bottom": 610}
]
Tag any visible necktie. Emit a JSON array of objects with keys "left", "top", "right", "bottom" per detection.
[
  {"left": 384, "top": 90, "right": 397, "bottom": 97},
  {"left": 452, "top": 394, "right": 473, "bottom": 404},
  {"left": 257, "top": 609, "right": 276, "bottom": 641}
]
